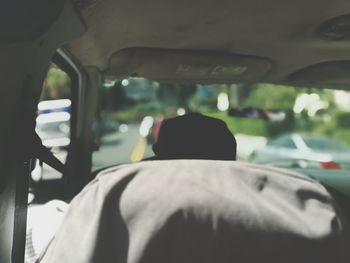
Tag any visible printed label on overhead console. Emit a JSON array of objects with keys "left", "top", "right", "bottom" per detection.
[{"left": 211, "top": 65, "right": 248, "bottom": 76}]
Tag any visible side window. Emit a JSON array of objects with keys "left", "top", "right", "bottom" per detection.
[
  {"left": 269, "top": 136, "right": 297, "bottom": 149},
  {"left": 91, "top": 78, "right": 154, "bottom": 170},
  {"left": 30, "top": 64, "right": 71, "bottom": 196}
]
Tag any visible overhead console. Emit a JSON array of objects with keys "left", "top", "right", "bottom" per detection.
[
  {"left": 284, "top": 14, "right": 350, "bottom": 89},
  {"left": 288, "top": 61, "right": 350, "bottom": 88},
  {"left": 109, "top": 48, "right": 272, "bottom": 83},
  {"left": 318, "top": 14, "right": 350, "bottom": 40}
]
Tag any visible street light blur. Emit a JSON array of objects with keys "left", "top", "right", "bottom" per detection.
[
  {"left": 139, "top": 116, "right": 154, "bottom": 137},
  {"left": 293, "top": 93, "right": 329, "bottom": 117},
  {"left": 121, "top": 79, "right": 129, "bottom": 87},
  {"left": 177, "top": 107, "right": 186, "bottom": 116},
  {"left": 217, "top": 92, "right": 229, "bottom": 111},
  {"left": 119, "top": 124, "right": 129, "bottom": 133}
]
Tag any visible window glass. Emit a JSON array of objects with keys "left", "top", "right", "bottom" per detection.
[
  {"left": 269, "top": 136, "right": 297, "bottom": 149},
  {"left": 31, "top": 65, "right": 71, "bottom": 188},
  {"left": 92, "top": 80, "right": 350, "bottom": 170},
  {"left": 303, "top": 136, "right": 348, "bottom": 151}
]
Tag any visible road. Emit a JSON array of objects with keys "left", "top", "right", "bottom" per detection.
[{"left": 92, "top": 124, "right": 153, "bottom": 170}]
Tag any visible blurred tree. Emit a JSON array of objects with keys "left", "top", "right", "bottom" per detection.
[
  {"left": 157, "top": 83, "right": 197, "bottom": 109},
  {"left": 243, "top": 83, "right": 299, "bottom": 109},
  {"left": 337, "top": 112, "right": 350, "bottom": 128},
  {"left": 41, "top": 66, "right": 71, "bottom": 100},
  {"left": 229, "top": 84, "right": 255, "bottom": 107},
  {"left": 109, "top": 81, "right": 128, "bottom": 110}
]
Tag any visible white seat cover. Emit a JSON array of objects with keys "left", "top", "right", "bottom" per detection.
[{"left": 39, "top": 160, "right": 350, "bottom": 263}]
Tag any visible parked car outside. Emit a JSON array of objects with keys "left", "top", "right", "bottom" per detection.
[{"left": 250, "top": 133, "right": 350, "bottom": 169}]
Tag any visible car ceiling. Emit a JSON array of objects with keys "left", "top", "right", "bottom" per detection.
[{"left": 67, "top": 0, "right": 350, "bottom": 87}]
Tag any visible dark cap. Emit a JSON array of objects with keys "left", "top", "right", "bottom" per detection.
[{"left": 152, "top": 113, "right": 237, "bottom": 160}]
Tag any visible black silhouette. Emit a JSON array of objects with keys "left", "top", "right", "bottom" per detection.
[{"left": 152, "top": 113, "right": 237, "bottom": 160}]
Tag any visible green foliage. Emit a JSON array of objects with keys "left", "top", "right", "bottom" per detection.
[
  {"left": 337, "top": 112, "right": 350, "bottom": 128},
  {"left": 243, "top": 83, "right": 299, "bottom": 109},
  {"left": 189, "top": 95, "right": 217, "bottom": 112},
  {"left": 108, "top": 82, "right": 130, "bottom": 110},
  {"left": 99, "top": 76, "right": 350, "bottom": 146},
  {"left": 204, "top": 111, "right": 268, "bottom": 136},
  {"left": 300, "top": 110, "right": 350, "bottom": 145},
  {"left": 41, "top": 67, "right": 71, "bottom": 100},
  {"left": 333, "top": 129, "right": 350, "bottom": 145},
  {"left": 110, "top": 102, "right": 176, "bottom": 123},
  {"left": 267, "top": 112, "right": 295, "bottom": 137},
  {"left": 158, "top": 83, "right": 197, "bottom": 108}
]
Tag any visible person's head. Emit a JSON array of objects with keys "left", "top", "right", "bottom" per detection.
[{"left": 152, "top": 113, "right": 237, "bottom": 160}]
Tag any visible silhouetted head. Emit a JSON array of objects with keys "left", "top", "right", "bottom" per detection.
[{"left": 152, "top": 113, "right": 237, "bottom": 160}]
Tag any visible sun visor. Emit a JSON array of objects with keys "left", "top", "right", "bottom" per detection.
[
  {"left": 109, "top": 48, "right": 272, "bottom": 83},
  {"left": 288, "top": 61, "right": 350, "bottom": 88}
]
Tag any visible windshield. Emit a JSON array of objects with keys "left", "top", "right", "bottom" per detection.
[
  {"left": 92, "top": 80, "right": 350, "bottom": 171},
  {"left": 303, "top": 136, "right": 349, "bottom": 151}
]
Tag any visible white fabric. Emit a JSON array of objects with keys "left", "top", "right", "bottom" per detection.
[
  {"left": 26, "top": 200, "right": 68, "bottom": 263},
  {"left": 39, "top": 160, "right": 350, "bottom": 263}
]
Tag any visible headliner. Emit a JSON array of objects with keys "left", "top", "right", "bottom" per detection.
[{"left": 68, "top": 0, "right": 350, "bottom": 86}]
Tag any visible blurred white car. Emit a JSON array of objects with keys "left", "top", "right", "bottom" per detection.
[{"left": 250, "top": 133, "right": 350, "bottom": 170}]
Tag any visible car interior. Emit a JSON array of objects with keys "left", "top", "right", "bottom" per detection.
[{"left": 1, "top": 0, "right": 350, "bottom": 262}]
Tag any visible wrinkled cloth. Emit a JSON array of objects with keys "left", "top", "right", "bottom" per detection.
[
  {"left": 39, "top": 160, "right": 350, "bottom": 263},
  {"left": 26, "top": 200, "right": 68, "bottom": 263}
]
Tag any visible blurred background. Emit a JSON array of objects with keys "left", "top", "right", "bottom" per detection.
[{"left": 34, "top": 65, "right": 350, "bottom": 183}]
